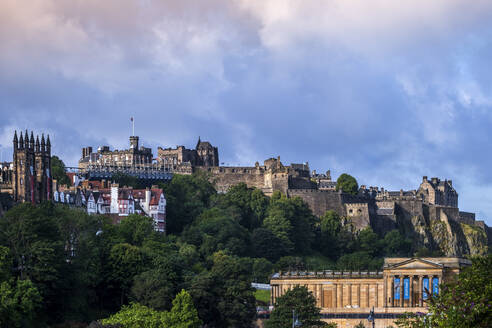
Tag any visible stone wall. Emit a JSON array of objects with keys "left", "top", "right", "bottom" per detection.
[
  {"left": 345, "top": 203, "right": 371, "bottom": 231},
  {"left": 198, "top": 166, "right": 267, "bottom": 193},
  {"left": 287, "top": 189, "right": 346, "bottom": 217}
]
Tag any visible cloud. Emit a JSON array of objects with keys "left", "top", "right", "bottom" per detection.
[{"left": 0, "top": 1, "right": 492, "bottom": 223}]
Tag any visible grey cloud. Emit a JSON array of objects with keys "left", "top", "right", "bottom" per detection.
[{"left": 0, "top": 1, "right": 492, "bottom": 223}]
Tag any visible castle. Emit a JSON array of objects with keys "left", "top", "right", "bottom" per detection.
[
  {"left": 0, "top": 131, "right": 52, "bottom": 204},
  {"left": 0, "top": 131, "right": 481, "bottom": 254}
]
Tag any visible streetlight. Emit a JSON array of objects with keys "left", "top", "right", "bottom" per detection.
[
  {"left": 292, "top": 309, "right": 302, "bottom": 327},
  {"left": 367, "top": 306, "right": 375, "bottom": 328}
]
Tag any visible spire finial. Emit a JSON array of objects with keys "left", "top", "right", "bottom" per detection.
[
  {"left": 13, "top": 130, "right": 18, "bottom": 149},
  {"left": 24, "top": 130, "right": 29, "bottom": 148},
  {"left": 35, "top": 135, "right": 40, "bottom": 152}
]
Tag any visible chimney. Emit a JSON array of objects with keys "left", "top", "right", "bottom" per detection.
[
  {"left": 110, "top": 183, "right": 119, "bottom": 214},
  {"left": 144, "top": 187, "right": 151, "bottom": 213}
]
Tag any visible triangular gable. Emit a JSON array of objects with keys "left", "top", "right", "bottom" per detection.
[{"left": 387, "top": 258, "right": 443, "bottom": 269}]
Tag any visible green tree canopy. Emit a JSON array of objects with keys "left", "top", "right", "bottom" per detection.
[
  {"left": 161, "top": 173, "right": 216, "bottom": 234},
  {"left": 336, "top": 173, "right": 358, "bottom": 195},
  {"left": 263, "top": 194, "right": 316, "bottom": 254},
  {"left": 266, "top": 285, "right": 329, "bottom": 328},
  {"left": 51, "top": 155, "right": 71, "bottom": 186},
  {"left": 182, "top": 207, "right": 250, "bottom": 257},
  {"left": 189, "top": 252, "right": 256, "bottom": 328},
  {"left": 214, "top": 183, "right": 269, "bottom": 230},
  {"left": 167, "top": 289, "right": 202, "bottom": 328},
  {"left": 0, "top": 278, "right": 43, "bottom": 328}
]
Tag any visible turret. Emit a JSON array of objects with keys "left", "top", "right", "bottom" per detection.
[
  {"left": 24, "top": 130, "right": 29, "bottom": 149},
  {"left": 19, "top": 132, "right": 24, "bottom": 149},
  {"left": 35, "top": 136, "right": 40, "bottom": 152},
  {"left": 30, "top": 131, "right": 35, "bottom": 150},
  {"left": 41, "top": 134, "right": 45, "bottom": 152},
  {"left": 46, "top": 135, "right": 51, "bottom": 154},
  {"left": 13, "top": 130, "right": 18, "bottom": 150}
]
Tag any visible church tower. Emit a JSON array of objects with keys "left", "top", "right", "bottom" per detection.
[{"left": 12, "top": 130, "right": 52, "bottom": 203}]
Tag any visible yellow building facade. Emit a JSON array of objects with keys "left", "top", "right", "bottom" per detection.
[{"left": 270, "top": 257, "right": 470, "bottom": 328}]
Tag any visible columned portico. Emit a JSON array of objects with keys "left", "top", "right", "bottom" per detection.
[{"left": 270, "top": 257, "right": 470, "bottom": 328}]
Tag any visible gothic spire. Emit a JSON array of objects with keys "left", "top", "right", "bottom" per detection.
[
  {"left": 19, "top": 131, "right": 24, "bottom": 149},
  {"left": 24, "top": 130, "right": 29, "bottom": 148},
  {"left": 13, "top": 130, "right": 18, "bottom": 149},
  {"left": 41, "top": 134, "right": 45, "bottom": 152},
  {"left": 46, "top": 135, "right": 51, "bottom": 154},
  {"left": 35, "top": 135, "right": 40, "bottom": 152},
  {"left": 30, "top": 131, "right": 35, "bottom": 149}
]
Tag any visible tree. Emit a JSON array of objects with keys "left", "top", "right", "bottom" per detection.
[
  {"left": 161, "top": 173, "right": 216, "bottom": 234},
  {"left": 0, "top": 203, "right": 67, "bottom": 323},
  {"left": 251, "top": 228, "right": 289, "bottom": 262},
  {"left": 382, "top": 230, "right": 412, "bottom": 257},
  {"left": 117, "top": 214, "right": 158, "bottom": 246},
  {"left": 251, "top": 258, "right": 274, "bottom": 283},
  {"left": 357, "top": 227, "right": 380, "bottom": 257},
  {"left": 263, "top": 194, "right": 316, "bottom": 254},
  {"left": 266, "top": 285, "right": 328, "bottom": 328},
  {"left": 51, "top": 155, "right": 71, "bottom": 186},
  {"left": 101, "top": 290, "right": 201, "bottom": 328},
  {"left": 336, "top": 173, "right": 358, "bottom": 195},
  {"left": 0, "top": 278, "right": 43, "bottom": 328},
  {"left": 189, "top": 252, "right": 256, "bottom": 328},
  {"left": 396, "top": 254, "right": 492, "bottom": 328},
  {"left": 101, "top": 302, "right": 168, "bottom": 328},
  {"left": 182, "top": 207, "right": 249, "bottom": 257},
  {"left": 167, "top": 290, "right": 202, "bottom": 328},
  {"left": 108, "top": 243, "right": 145, "bottom": 306},
  {"left": 214, "top": 183, "right": 268, "bottom": 230}
]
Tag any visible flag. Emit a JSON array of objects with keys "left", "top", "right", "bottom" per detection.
[{"left": 130, "top": 117, "right": 133, "bottom": 122}]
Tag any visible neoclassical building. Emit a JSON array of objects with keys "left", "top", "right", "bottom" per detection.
[{"left": 270, "top": 257, "right": 471, "bottom": 328}]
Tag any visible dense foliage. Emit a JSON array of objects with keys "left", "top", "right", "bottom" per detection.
[
  {"left": 336, "top": 173, "right": 358, "bottom": 195},
  {"left": 101, "top": 290, "right": 201, "bottom": 328},
  {"left": 266, "top": 285, "right": 331, "bottom": 328},
  {"left": 396, "top": 254, "right": 492, "bottom": 328},
  {"left": 0, "top": 173, "right": 467, "bottom": 327},
  {"left": 51, "top": 155, "right": 71, "bottom": 186}
]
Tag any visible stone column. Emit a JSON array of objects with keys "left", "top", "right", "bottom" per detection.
[
  {"left": 418, "top": 275, "right": 423, "bottom": 307},
  {"left": 319, "top": 284, "right": 323, "bottom": 308},
  {"left": 356, "top": 284, "right": 360, "bottom": 307},
  {"left": 340, "top": 283, "right": 344, "bottom": 307},
  {"left": 391, "top": 275, "right": 395, "bottom": 307},
  {"left": 409, "top": 276, "right": 412, "bottom": 307},
  {"left": 348, "top": 283, "right": 352, "bottom": 306},
  {"left": 334, "top": 283, "right": 338, "bottom": 308},
  {"left": 383, "top": 275, "right": 388, "bottom": 308},
  {"left": 400, "top": 276, "right": 404, "bottom": 308},
  {"left": 375, "top": 283, "right": 379, "bottom": 308}
]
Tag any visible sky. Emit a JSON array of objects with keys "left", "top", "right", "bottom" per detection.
[{"left": 1, "top": 0, "right": 492, "bottom": 224}]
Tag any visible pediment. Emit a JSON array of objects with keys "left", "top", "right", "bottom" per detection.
[{"left": 386, "top": 258, "right": 443, "bottom": 270}]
